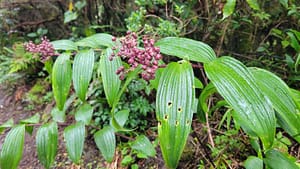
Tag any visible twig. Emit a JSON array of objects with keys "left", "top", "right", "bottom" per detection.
[
  {"left": 206, "top": 97, "right": 215, "bottom": 148},
  {"left": 216, "top": 18, "right": 230, "bottom": 56},
  {"left": 12, "top": 18, "right": 58, "bottom": 30}
]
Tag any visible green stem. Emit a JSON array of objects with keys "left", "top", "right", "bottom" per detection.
[{"left": 110, "top": 68, "right": 140, "bottom": 116}]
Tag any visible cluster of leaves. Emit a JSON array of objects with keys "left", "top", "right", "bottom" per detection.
[{"left": 1, "top": 31, "right": 300, "bottom": 169}]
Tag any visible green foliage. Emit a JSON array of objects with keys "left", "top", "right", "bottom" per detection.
[
  {"left": 36, "top": 122, "right": 58, "bottom": 169},
  {"left": 156, "top": 60, "right": 195, "bottom": 169},
  {"left": 156, "top": 37, "right": 216, "bottom": 63},
  {"left": 72, "top": 49, "right": 95, "bottom": 101},
  {"left": 52, "top": 53, "right": 72, "bottom": 110},
  {"left": 75, "top": 103, "right": 93, "bottom": 125},
  {"left": 94, "top": 126, "right": 116, "bottom": 163},
  {"left": 99, "top": 48, "right": 121, "bottom": 107},
  {"left": 1, "top": 4, "right": 300, "bottom": 167},
  {"left": 63, "top": 122, "right": 85, "bottom": 164},
  {"left": 9, "top": 42, "right": 38, "bottom": 73},
  {"left": 251, "top": 67, "right": 300, "bottom": 143},
  {"left": 205, "top": 56, "right": 276, "bottom": 149},
  {"left": 0, "top": 125, "right": 25, "bottom": 169},
  {"left": 130, "top": 135, "right": 156, "bottom": 158}
]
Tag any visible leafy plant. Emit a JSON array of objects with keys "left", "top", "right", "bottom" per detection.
[{"left": 0, "top": 31, "right": 300, "bottom": 169}]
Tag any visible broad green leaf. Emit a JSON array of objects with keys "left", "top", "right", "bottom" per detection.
[
  {"left": 63, "top": 122, "right": 85, "bottom": 163},
  {"left": 156, "top": 60, "right": 195, "bottom": 168},
  {"left": 246, "top": 0, "right": 260, "bottom": 10},
  {"left": 113, "top": 110, "right": 130, "bottom": 128},
  {"left": 76, "top": 33, "right": 114, "bottom": 48},
  {"left": 131, "top": 135, "right": 156, "bottom": 157},
  {"left": 51, "top": 107, "right": 66, "bottom": 123},
  {"left": 0, "top": 125, "right": 25, "bottom": 169},
  {"left": 244, "top": 156, "right": 263, "bottom": 169},
  {"left": 94, "top": 126, "right": 115, "bottom": 163},
  {"left": 204, "top": 56, "right": 276, "bottom": 149},
  {"left": 36, "top": 122, "right": 58, "bottom": 169},
  {"left": 155, "top": 37, "right": 216, "bottom": 63},
  {"left": 0, "top": 118, "right": 14, "bottom": 134},
  {"left": 222, "top": 0, "right": 236, "bottom": 19},
  {"left": 264, "top": 149, "right": 298, "bottom": 169},
  {"left": 72, "top": 49, "right": 95, "bottom": 101},
  {"left": 52, "top": 53, "right": 72, "bottom": 110},
  {"left": 251, "top": 67, "right": 300, "bottom": 143},
  {"left": 75, "top": 103, "right": 93, "bottom": 125},
  {"left": 99, "top": 48, "right": 122, "bottom": 107},
  {"left": 51, "top": 40, "right": 77, "bottom": 51}
]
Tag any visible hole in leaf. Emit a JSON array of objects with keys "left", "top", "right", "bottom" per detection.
[
  {"left": 177, "top": 107, "right": 182, "bottom": 112},
  {"left": 164, "top": 114, "right": 168, "bottom": 120},
  {"left": 158, "top": 121, "right": 161, "bottom": 126},
  {"left": 167, "top": 101, "right": 172, "bottom": 107},
  {"left": 175, "top": 120, "right": 179, "bottom": 126},
  {"left": 186, "top": 120, "right": 190, "bottom": 125}
]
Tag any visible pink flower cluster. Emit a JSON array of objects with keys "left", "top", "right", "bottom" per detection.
[
  {"left": 24, "top": 36, "right": 55, "bottom": 61},
  {"left": 111, "top": 32, "right": 162, "bottom": 81}
]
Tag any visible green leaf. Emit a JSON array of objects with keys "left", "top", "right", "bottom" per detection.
[
  {"left": 94, "top": 126, "right": 115, "bottom": 163},
  {"left": 113, "top": 110, "right": 130, "bottom": 128},
  {"left": 287, "top": 31, "right": 300, "bottom": 52},
  {"left": 131, "top": 135, "right": 156, "bottom": 157},
  {"left": 72, "top": 49, "right": 95, "bottom": 101},
  {"left": 20, "top": 113, "right": 40, "bottom": 124},
  {"left": 63, "top": 122, "right": 85, "bottom": 163},
  {"left": 290, "top": 88, "right": 300, "bottom": 106},
  {"left": 52, "top": 53, "right": 72, "bottom": 110},
  {"left": 295, "top": 53, "right": 300, "bottom": 72},
  {"left": 51, "top": 107, "right": 66, "bottom": 123},
  {"left": 64, "top": 11, "right": 78, "bottom": 23},
  {"left": 51, "top": 40, "right": 77, "bottom": 51},
  {"left": 76, "top": 33, "right": 114, "bottom": 48},
  {"left": 0, "top": 125, "right": 25, "bottom": 169},
  {"left": 204, "top": 56, "right": 276, "bottom": 149},
  {"left": 251, "top": 67, "right": 300, "bottom": 143},
  {"left": 75, "top": 103, "right": 93, "bottom": 125},
  {"left": 197, "top": 83, "right": 217, "bottom": 121},
  {"left": 99, "top": 48, "right": 122, "bottom": 107},
  {"left": 155, "top": 37, "right": 216, "bottom": 63},
  {"left": 150, "top": 67, "right": 164, "bottom": 90},
  {"left": 222, "top": 0, "right": 236, "bottom": 19},
  {"left": 0, "top": 118, "right": 14, "bottom": 134},
  {"left": 244, "top": 156, "right": 263, "bottom": 169},
  {"left": 264, "top": 149, "right": 298, "bottom": 169},
  {"left": 36, "top": 122, "right": 58, "bottom": 169},
  {"left": 246, "top": 0, "right": 260, "bottom": 10},
  {"left": 194, "top": 77, "right": 203, "bottom": 89},
  {"left": 279, "top": 0, "right": 288, "bottom": 8},
  {"left": 156, "top": 60, "right": 195, "bottom": 168},
  {"left": 51, "top": 94, "right": 76, "bottom": 123}
]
